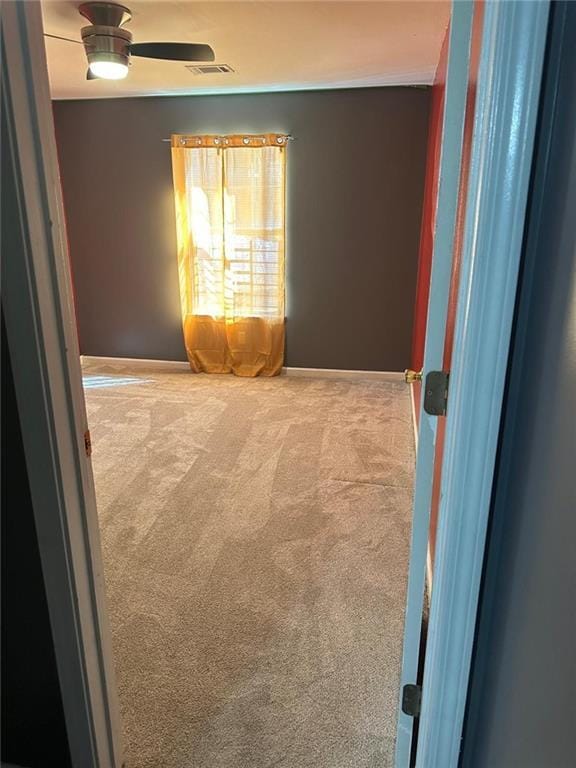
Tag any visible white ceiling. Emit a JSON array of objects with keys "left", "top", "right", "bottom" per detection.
[{"left": 42, "top": 0, "right": 450, "bottom": 100}]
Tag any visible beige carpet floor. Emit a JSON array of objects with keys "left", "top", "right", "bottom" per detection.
[{"left": 83, "top": 361, "right": 415, "bottom": 768}]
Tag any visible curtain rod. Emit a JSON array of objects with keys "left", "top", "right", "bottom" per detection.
[{"left": 161, "top": 135, "right": 294, "bottom": 143}]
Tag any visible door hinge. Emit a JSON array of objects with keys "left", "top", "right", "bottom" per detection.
[
  {"left": 84, "top": 429, "right": 92, "bottom": 457},
  {"left": 423, "top": 370, "right": 449, "bottom": 416},
  {"left": 402, "top": 683, "right": 422, "bottom": 717}
]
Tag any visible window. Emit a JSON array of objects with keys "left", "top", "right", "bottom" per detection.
[{"left": 171, "top": 134, "right": 287, "bottom": 376}]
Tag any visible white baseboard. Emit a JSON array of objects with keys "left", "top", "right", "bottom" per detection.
[
  {"left": 410, "top": 383, "right": 433, "bottom": 597},
  {"left": 81, "top": 355, "right": 190, "bottom": 372},
  {"left": 282, "top": 367, "right": 404, "bottom": 382},
  {"left": 410, "top": 383, "right": 419, "bottom": 451},
  {"left": 81, "top": 356, "right": 404, "bottom": 382}
]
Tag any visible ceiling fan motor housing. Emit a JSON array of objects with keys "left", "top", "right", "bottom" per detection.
[
  {"left": 75, "top": 0, "right": 215, "bottom": 78},
  {"left": 81, "top": 24, "right": 133, "bottom": 70},
  {"left": 79, "top": 3, "right": 133, "bottom": 71},
  {"left": 79, "top": 2, "right": 132, "bottom": 27}
]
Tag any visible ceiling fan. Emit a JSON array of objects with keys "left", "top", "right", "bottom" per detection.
[{"left": 45, "top": 1, "right": 215, "bottom": 81}]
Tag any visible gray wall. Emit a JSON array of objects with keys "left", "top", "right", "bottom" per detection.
[
  {"left": 462, "top": 4, "right": 576, "bottom": 766},
  {"left": 53, "top": 87, "right": 429, "bottom": 371}
]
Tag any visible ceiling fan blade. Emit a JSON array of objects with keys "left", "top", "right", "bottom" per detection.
[
  {"left": 86, "top": 68, "right": 99, "bottom": 80},
  {"left": 129, "top": 42, "right": 215, "bottom": 62},
  {"left": 44, "top": 32, "right": 83, "bottom": 45}
]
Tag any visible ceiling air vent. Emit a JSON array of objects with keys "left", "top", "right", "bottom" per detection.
[{"left": 186, "top": 64, "right": 236, "bottom": 75}]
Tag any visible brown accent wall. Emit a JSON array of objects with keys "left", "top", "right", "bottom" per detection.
[{"left": 53, "top": 87, "right": 429, "bottom": 370}]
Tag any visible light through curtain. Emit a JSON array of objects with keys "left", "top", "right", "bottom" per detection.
[{"left": 171, "top": 134, "right": 287, "bottom": 376}]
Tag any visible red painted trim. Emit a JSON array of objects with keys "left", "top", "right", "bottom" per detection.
[{"left": 410, "top": 26, "right": 449, "bottom": 372}]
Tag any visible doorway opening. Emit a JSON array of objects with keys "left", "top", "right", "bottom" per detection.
[
  {"left": 42, "top": 0, "right": 462, "bottom": 764},
  {"left": 40, "top": 2, "right": 457, "bottom": 765},
  {"left": 3, "top": 0, "right": 551, "bottom": 765},
  {"left": 7, "top": 0, "right": 548, "bottom": 765}
]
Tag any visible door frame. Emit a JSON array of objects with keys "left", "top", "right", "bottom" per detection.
[
  {"left": 395, "top": 2, "right": 476, "bottom": 763},
  {"left": 411, "top": 1, "right": 550, "bottom": 766},
  {"left": 2, "top": 2, "right": 549, "bottom": 768}
]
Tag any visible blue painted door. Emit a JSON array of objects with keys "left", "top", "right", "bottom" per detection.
[{"left": 395, "top": 3, "right": 475, "bottom": 765}]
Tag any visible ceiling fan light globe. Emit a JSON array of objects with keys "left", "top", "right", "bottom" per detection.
[{"left": 88, "top": 58, "right": 128, "bottom": 79}]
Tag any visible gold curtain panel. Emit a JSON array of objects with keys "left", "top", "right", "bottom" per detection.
[{"left": 171, "top": 134, "right": 286, "bottom": 377}]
